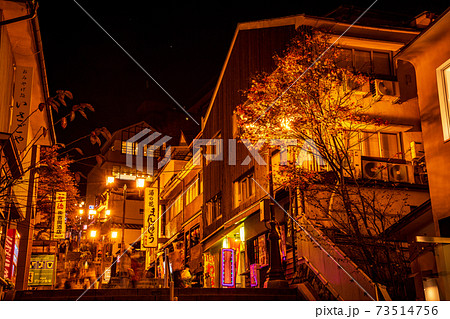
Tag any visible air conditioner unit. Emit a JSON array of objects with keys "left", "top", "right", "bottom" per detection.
[
  {"left": 362, "top": 160, "right": 388, "bottom": 181},
  {"left": 388, "top": 164, "right": 409, "bottom": 183},
  {"left": 343, "top": 149, "right": 362, "bottom": 179},
  {"left": 374, "top": 79, "right": 400, "bottom": 102},
  {"left": 410, "top": 141, "right": 425, "bottom": 160}
]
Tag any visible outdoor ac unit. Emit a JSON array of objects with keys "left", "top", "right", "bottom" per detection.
[
  {"left": 388, "top": 164, "right": 409, "bottom": 183},
  {"left": 343, "top": 149, "right": 362, "bottom": 179},
  {"left": 410, "top": 141, "right": 425, "bottom": 160},
  {"left": 374, "top": 79, "right": 400, "bottom": 102},
  {"left": 362, "top": 160, "right": 388, "bottom": 181}
]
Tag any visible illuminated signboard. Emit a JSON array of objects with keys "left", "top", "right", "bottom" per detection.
[
  {"left": 4, "top": 229, "right": 20, "bottom": 283},
  {"left": 143, "top": 187, "right": 159, "bottom": 248},
  {"left": 28, "top": 255, "right": 56, "bottom": 286},
  {"left": 221, "top": 248, "right": 235, "bottom": 288},
  {"left": 53, "top": 192, "right": 67, "bottom": 239},
  {"left": 250, "top": 263, "right": 258, "bottom": 287},
  {"left": 204, "top": 253, "right": 215, "bottom": 288}
]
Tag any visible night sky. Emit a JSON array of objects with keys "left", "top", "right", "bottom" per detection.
[{"left": 36, "top": 0, "right": 449, "bottom": 192}]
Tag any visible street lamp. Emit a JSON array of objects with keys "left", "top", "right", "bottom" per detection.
[
  {"left": 90, "top": 230, "right": 97, "bottom": 238},
  {"left": 264, "top": 150, "right": 289, "bottom": 288},
  {"left": 106, "top": 176, "right": 115, "bottom": 185},
  {"left": 136, "top": 178, "right": 145, "bottom": 188}
]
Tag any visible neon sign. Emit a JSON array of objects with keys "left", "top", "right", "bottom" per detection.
[{"left": 221, "top": 248, "right": 235, "bottom": 287}]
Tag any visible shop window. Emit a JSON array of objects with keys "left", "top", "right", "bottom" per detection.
[
  {"left": 436, "top": 58, "right": 450, "bottom": 141},
  {"left": 205, "top": 193, "right": 221, "bottom": 226},
  {"left": 233, "top": 171, "right": 255, "bottom": 207}
]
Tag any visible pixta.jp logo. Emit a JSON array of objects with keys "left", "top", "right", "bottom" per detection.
[
  {"left": 126, "top": 129, "right": 324, "bottom": 174},
  {"left": 125, "top": 128, "right": 172, "bottom": 175}
]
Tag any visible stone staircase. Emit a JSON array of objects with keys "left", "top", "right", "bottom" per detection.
[{"left": 14, "top": 288, "right": 303, "bottom": 301}]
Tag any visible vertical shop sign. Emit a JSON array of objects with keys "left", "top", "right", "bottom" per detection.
[
  {"left": 258, "top": 234, "right": 268, "bottom": 266},
  {"left": 221, "top": 248, "right": 235, "bottom": 287},
  {"left": 143, "top": 187, "right": 158, "bottom": 248},
  {"left": 4, "top": 229, "right": 20, "bottom": 283},
  {"left": 53, "top": 192, "right": 66, "bottom": 239},
  {"left": 250, "top": 263, "right": 258, "bottom": 287},
  {"left": 203, "top": 253, "right": 215, "bottom": 288},
  {"left": 12, "top": 66, "right": 33, "bottom": 153}
]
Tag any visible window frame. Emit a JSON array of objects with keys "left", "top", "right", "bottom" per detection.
[
  {"left": 338, "top": 47, "right": 394, "bottom": 78},
  {"left": 436, "top": 58, "right": 450, "bottom": 142},
  {"left": 233, "top": 170, "right": 255, "bottom": 208}
]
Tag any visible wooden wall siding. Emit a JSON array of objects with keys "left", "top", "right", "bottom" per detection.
[
  {"left": 203, "top": 25, "right": 296, "bottom": 237},
  {"left": 0, "top": 24, "right": 14, "bottom": 133},
  {"left": 184, "top": 195, "right": 202, "bottom": 222}
]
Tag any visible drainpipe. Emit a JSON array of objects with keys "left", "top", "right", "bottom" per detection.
[{"left": 0, "top": 1, "right": 38, "bottom": 26}]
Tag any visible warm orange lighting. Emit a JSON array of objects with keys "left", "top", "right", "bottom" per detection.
[
  {"left": 105, "top": 210, "right": 111, "bottom": 216},
  {"left": 79, "top": 209, "right": 84, "bottom": 215},
  {"left": 106, "top": 176, "right": 115, "bottom": 185},
  {"left": 136, "top": 178, "right": 145, "bottom": 188},
  {"left": 111, "top": 231, "right": 118, "bottom": 239},
  {"left": 90, "top": 230, "right": 97, "bottom": 238},
  {"left": 88, "top": 209, "right": 96, "bottom": 215}
]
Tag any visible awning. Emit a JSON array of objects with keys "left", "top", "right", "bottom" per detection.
[{"left": 223, "top": 202, "right": 259, "bottom": 229}]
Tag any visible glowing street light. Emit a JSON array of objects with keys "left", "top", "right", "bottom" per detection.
[
  {"left": 136, "top": 178, "right": 145, "bottom": 188},
  {"left": 106, "top": 176, "right": 115, "bottom": 185},
  {"left": 105, "top": 210, "right": 111, "bottom": 216},
  {"left": 79, "top": 209, "right": 84, "bottom": 215},
  {"left": 111, "top": 231, "right": 118, "bottom": 239},
  {"left": 90, "top": 230, "right": 97, "bottom": 238}
]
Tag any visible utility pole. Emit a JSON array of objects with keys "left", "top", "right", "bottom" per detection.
[{"left": 121, "top": 184, "right": 127, "bottom": 257}]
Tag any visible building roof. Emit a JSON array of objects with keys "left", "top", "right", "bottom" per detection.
[{"left": 201, "top": 12, "right": 420, "bottom": 129}]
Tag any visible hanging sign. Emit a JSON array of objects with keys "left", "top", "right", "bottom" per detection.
[
  {"left": 12, "top": 66, "right": 33, "bottom": 154},
  {"left": 143, "top": 187, "right": 158, "bottom": 248},
  {"left": 53, "top": 192, "right": 67, "bottom": 239}
]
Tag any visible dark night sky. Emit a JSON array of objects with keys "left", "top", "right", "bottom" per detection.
[{"left": 35, "top": 0, "right": 449, "bottom": 190}]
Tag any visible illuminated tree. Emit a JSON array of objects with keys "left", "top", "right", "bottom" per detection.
[
  {"left": 236, "top": 28, "right": 411, "bottom": 299},
  {"left": 33, "top": 145, "right": 80, "bottom": 240}
]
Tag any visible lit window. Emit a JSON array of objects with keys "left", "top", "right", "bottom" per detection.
[
  {"left": 338, "top": 47, "right": 392, "bottom": 76},
  {"left": 436, "top": 59, "right": 450, "bottom": 141},
  {"left": 205, "top": 193, "right": 221, "bottom": 226},
  {"left": 233, "top": 172, "right": 255, "bottom": 208},
  {"left": 185, "top": 178, "right": 199, "bottom": 206},
  {"left": 350, "top": 131, "right": 401, "bottom": 159}
]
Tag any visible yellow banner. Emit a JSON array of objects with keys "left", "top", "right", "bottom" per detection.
[
  {"left": 53, "top": 192, "right": 66, "bottom": 239},
  {"left": 143, "top": 187, "right": 158, "bottom": 248}
]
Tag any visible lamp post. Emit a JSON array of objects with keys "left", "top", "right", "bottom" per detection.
[
  {"left": 121, "top": 184, "right": 127, "bottom": 257},
  {"left": 264, "top": 150, "right": 289, "bottom": 288}
]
